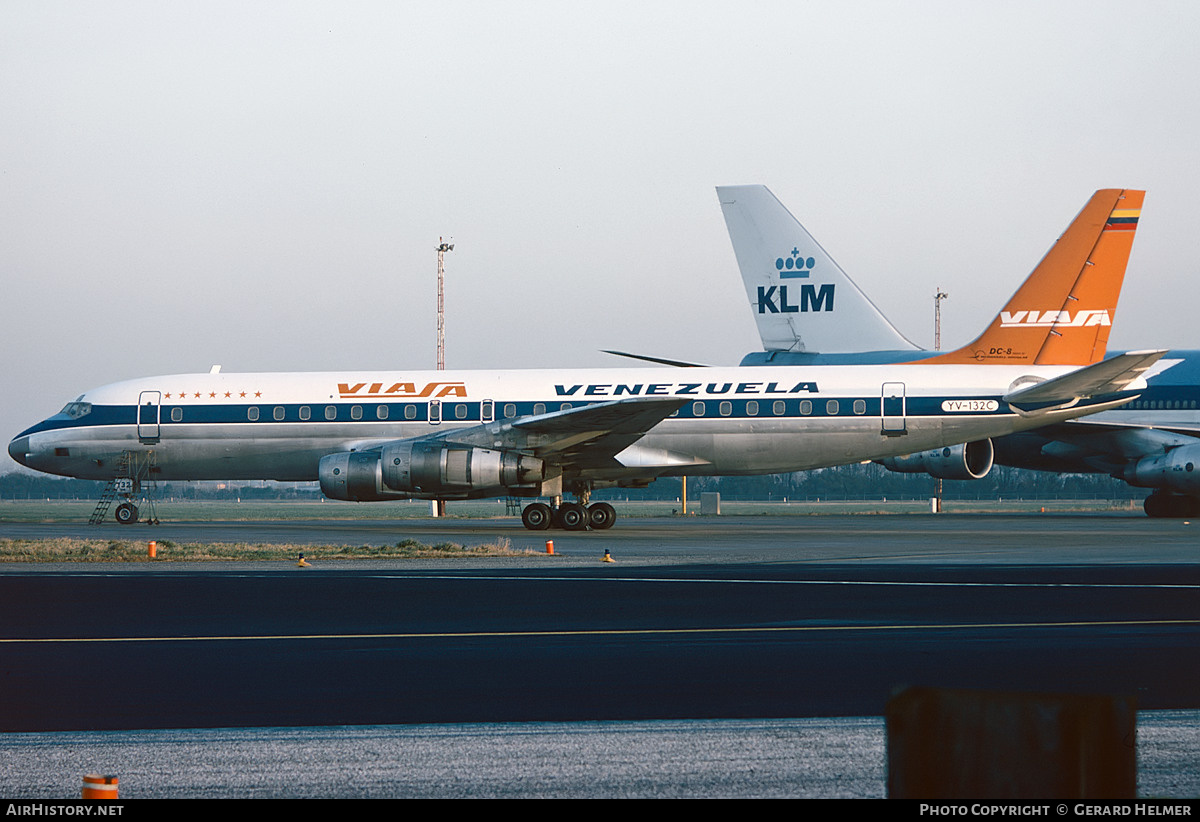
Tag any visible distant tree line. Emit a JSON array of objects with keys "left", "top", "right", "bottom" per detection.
[
  {"left": 1, "top": 465, "right": 1141, "bottom": 502},
  {"left": 621, "top": 464, "right": 1143, "bottom": 502},
  {"left": 0, "top": 473, "right": 321, "bottom": 501}
]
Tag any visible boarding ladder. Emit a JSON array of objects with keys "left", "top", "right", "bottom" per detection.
[
  {"left": 88, "top": 451, "right": 159, "bottom": 525},
  {"left": 89, "top": 452, "right": 132, "bottom": 525}
]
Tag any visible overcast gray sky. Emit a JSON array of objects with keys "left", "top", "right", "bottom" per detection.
[{"left": 4, "top": 1, "right": 1200, "bottom": 453}]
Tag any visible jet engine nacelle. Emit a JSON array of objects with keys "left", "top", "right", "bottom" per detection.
[
  {"left": 319, "top": 442, "right": 545, "bottom": 501},
  {"left": 878, "top": 439, "right": 994, "bottom": 480},
  {"left": 1123, "top": 443, "right": 1200, "bottom": 494},
  {"left": 319, "top": 450, "right": 411, "bottom": 502},
  {"left": 380, "top": 441, "right": 544, "bottom": 494}
]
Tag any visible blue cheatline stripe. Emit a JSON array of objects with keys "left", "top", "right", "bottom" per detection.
[{"left": 20, "top": 395, "right": 1029, "bottom": 438}]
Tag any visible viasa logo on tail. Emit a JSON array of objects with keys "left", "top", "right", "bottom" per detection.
[{"left": 999, "top": 309, "right": 1112, "bottom": 328}]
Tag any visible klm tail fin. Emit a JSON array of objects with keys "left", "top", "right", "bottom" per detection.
[
  {"left": 926, "top": 189, "right": 1144, "bottom": 366},
  {"left": 717, "top": 185, "right": 919, "bottom": 354}
]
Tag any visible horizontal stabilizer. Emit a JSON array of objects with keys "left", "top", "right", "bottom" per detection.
[
  {"left": 602, "top": 350, "right": 707, "bottom": 368},
  {"left": 1004, "top": 350, "right": 1166, "bottom": 409}
]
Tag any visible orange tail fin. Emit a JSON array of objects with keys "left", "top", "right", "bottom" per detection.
[{"left": 925, "top": 189, "right": 1143, "bottom": 366}]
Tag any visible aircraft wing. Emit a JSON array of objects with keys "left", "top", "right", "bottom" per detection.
[
  {"left": 1003, "top": 350, "right": 1166, "bottom": 410},
  {"left": 429, "top": 396, "right": 689, "bottom": 467},
  {"left": 1053, "top": 417, "right": 1200, "bottom": 436},
  {"left": 993, "top": 419, "right": 1200, "bottom": 476}
]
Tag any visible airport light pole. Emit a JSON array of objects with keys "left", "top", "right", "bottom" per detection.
[
  {"left": 436, "top": 238, "right": 454, "bottom": 372},
  {"left": 934, "top": 287, "right": 948, "bottom": 352},
  {"left": 434, "top": 238, "right": 454, "bottom": 518},
  {"left": 933, "top": 287, "right": 949, "bottom": 513}
]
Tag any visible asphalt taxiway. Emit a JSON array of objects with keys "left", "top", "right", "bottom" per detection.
[
  {"left": 2, "top": 514, "right": 1198, "bottom": 730},
  {"left": 1, "top": 513, "right": 1197, "bottom": 797}
]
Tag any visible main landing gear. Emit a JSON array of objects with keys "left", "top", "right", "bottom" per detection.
[
  {"left": 520, "top": 500, "right": 617, "bottom": 531},
  {"left": 1143, "top": 492, "right": 1200, "bottom": 518}
]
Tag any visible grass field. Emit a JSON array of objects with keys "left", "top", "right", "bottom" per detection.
[
  {"left": 0, "top": 535, "right": 535, "bottom": 562},
  {"left": 0, "top": 498, "right": 1144, "bottom": 561}
]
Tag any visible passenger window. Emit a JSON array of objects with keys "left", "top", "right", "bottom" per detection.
[
  {"left": 504, "top": 403, "right": 517, "bottom": 418},
  {"left": 299, "top": 406, "right": 311, "bottom": 421},
  {"left": 377, "top": 405, "right": 388, "bottom": 420},
  {"left": 405, "top": 405, "right": 417, "bottom": 420},
  {"left": 773, "top": 401, "right": 786, "bottom": 416},
  {"left": 351, "top": 405, "right": 363, "bottom": 420},
  {"left": 248, "top": 407, "right": 260, "bottom": 421},
  {"left": 325, "top": 406, "right": 337, "bottom": 420},
  {"left": 273, "top": 406, "right": 285, "bottom": 421},
  {"left": 853, "top": 399, "right": 866, "bottom": 415},
  {"left": 719, "top": 401, "right": 732, "bottom": 417},
  {"left": 826, "top": 400, "right": 839, "bottom": 415},
  {"left": 746, "top": 400, "right": 758, "bottom": 416},
  {"left": 799, "top": 400, "right": 812, "bottom": 416},
  {"left": 693, "top": 401, "right": 705, "bottom": 417}
]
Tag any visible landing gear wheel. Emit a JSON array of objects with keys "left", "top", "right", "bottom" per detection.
[
  {"left": 521, "top": 502, "right": 553, "bottom": 530},
  {"left": 114, "top": 503, "right": 139, "bottom": 525},
  {"left": 1143, "top": 493, "right": 1200, "bottom": 518},
  {"left": 587, "top": 502, "right": 617, "bottom": 530},
  {"left": 1144, "top": 494, "right": 1165, "bottom": 518},
  {"left": 558, "top": 502, "right": 590, "bottom": 531}
]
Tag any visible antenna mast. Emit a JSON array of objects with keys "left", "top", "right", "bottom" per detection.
[
  {"left": 436, "top": 238, "right": 454, "bottom": 370},
  {"left": 933, "top": 287, "right": 949, "bottom": 514},
  {"left": 934, "top": 287, "right": 948, "bottom": 351}
]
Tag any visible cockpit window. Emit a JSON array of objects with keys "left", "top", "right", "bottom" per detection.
[{"left": 60, "top": 401, "right": 93, "bottom": 419}]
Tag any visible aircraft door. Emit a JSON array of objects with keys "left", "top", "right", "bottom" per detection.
[
  {"left": 138, "top": 391, "right": 162, "bottom": 443},
  {"left": 881, "top": 382, "right": 906, "bottom": 435}
]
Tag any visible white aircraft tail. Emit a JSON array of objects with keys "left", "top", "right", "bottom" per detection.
[{"left": 717, "top": 185, "right": 919, "bottom": 355}]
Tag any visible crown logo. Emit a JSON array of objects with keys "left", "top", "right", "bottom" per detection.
[{"left": 776, "top": 248, "right": 815, "bottom": 279}]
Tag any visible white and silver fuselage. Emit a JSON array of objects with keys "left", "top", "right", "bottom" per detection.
[{"left": 9, "top": 362, "right": 1137, "bottom": 486}]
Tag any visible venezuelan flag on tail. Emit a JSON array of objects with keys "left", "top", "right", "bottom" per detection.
[{"left": 925, "top": 189, "right": 1143, "bottom": 366}]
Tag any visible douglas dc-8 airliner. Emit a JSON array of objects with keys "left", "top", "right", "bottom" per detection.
[
  {"left": 719, "top": 185, "right": 1200, "bottom": 517},
  {"left": 9, "top": 188, "right": 1160, "bottom": 529}
]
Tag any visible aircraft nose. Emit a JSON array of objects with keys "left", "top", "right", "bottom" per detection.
[{"left": 8, "top": 436, "right": 29, "bottom": 467}]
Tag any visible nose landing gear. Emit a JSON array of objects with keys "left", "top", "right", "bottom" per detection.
[
  {"left": 114, "top": 502, "right": 139, "bottom": 524},
  {"left": 89, "top": 451, "right": 160, "bottom": 525}
]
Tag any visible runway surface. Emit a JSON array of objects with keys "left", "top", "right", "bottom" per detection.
[{"left": 1, "top": 513, "right": 1197, "bottom": 796}]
